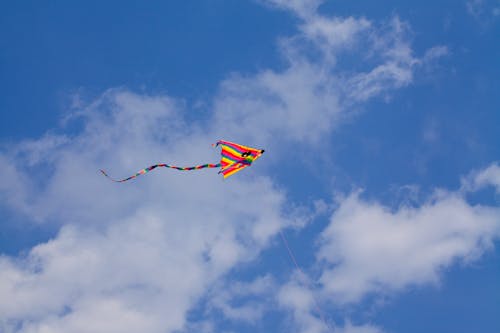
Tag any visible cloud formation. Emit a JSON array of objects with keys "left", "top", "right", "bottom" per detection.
[
  {"left": 317, "top": 178, "right": 500, "bottom": 304},
  {"left": 462, "top": 162, "right": 500, "bottom": 193},
  {"left": 0, "top": 90, "right": 295, "bottom": 333},
  {"left": 466, "top": 0, "right": 500, "bottom": 21},
  {"left": 214, "top": 2, "right": 446, "bottom": 146},
  {"left": 0, "top": 1, "right": 453, "bottom": 332},
  {"left": 277, "top": 277, "right": 383, "bottom": 333}
]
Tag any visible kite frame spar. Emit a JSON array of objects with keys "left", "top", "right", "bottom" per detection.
[{"left": 100, "top": 140, "right": 265, "bottom": 182}]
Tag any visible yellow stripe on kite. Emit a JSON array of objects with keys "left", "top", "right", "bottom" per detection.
[
  {"left": 223, "top": 166, "right": 246, "bottom": 178},
  {"left": 221, "top": 156, "right": 237, "bottom": 165}
]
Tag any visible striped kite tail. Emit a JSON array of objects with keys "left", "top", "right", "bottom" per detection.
[{"left": 100, "top": 163, "right": 222, "bottom": 183}]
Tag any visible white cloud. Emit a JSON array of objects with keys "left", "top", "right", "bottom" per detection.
[
  {"left": 206, "top": 275, "right": 275, "bottom": 322},
  {"left": 462, "top": 162, "right": 500, "bottom": 193},
  {"left": 467, "top": 0, "right": 485, "bottom": 17},
  {"left": 317, "top": 178, "right": 500, "bottom": 304},
  {"left": 259, "top": 0, "right": 324, "bottom": 18},
  {"left": 345, "top": 19, "right": 447, "bottom": 103},
  {"left": 0, "top": 90, "right": 294, "bottom": 333},
  {"left": 466, "top": 0, "right": 500, "bottom": 22},
  {"left": 213, "top": 63, "right": 342, "bottom": 144},
  {"left": 278, "top": 279, "right": 331, "bottom": 333},
  {"left": 337, "top": 322, "right": 384, "bottom": 333},
  {"left": 277, "top": 278, "right": 384, "bottom": 333},
  {"left": 213, "top": 8, "right": 446, "bottom": 146}
]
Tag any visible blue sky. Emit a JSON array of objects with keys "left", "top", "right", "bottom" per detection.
[{"left": 1, "top": 1, "right": 499, "bottom": 333}]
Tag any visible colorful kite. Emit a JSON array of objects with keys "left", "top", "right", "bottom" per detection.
[{"left": 100, "top": 140, "right": 265, "bottom": 182}]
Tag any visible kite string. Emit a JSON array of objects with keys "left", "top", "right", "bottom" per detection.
[{"left": 279, "top": 229, "right": 334, "bottom": 333}]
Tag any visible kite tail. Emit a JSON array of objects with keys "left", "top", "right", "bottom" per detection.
[{"left": 100, "top": 163, "right": 222, "bottom": 183}]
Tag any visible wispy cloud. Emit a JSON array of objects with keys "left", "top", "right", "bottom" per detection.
[
  {"left": 214, "top": 9, "right": 446, "bottom": 146},
  {"left": 466, "top": 0, "right": 500, "bottom": 23},
  {"left": 461, "top": 162, "right": 500, "bottom": 193}
]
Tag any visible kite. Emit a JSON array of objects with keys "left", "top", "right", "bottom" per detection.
[{"left": 100, "top": 140, "right": 265, "bottom": 182}]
